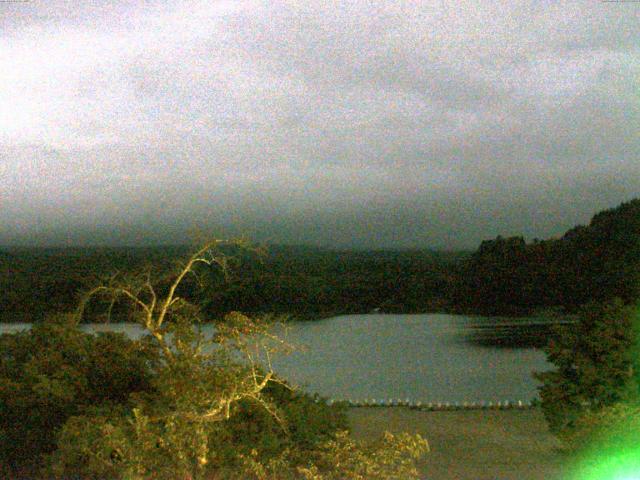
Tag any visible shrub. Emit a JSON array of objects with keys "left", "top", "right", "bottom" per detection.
[
  {"left": 45, "top": 310, "right": 409, "bottom": 480},
  {"left": 564, "top": 401, "right": 640, "bottom": 451},
  {"left": 563, "top": 402, "right": 640, "bottom": 479},
  {"left": 232, "top": 430, "right": 429, "bottom": 480},
  {"left": 0, "top": 314, "right": 155, "bottom": 473},
  {"left": 535, "top": 299, "right": 640, "bottom": 442}
]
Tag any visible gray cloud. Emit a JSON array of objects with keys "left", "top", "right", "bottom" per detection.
[{"left": 1, "top": 0, "right": 639, "bottom": 248}]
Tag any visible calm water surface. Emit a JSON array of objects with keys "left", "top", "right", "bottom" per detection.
[{"left": 1, "top": 314, "right": 551, "bottom": 402}]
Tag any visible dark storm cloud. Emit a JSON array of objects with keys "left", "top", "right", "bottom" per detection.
[{"left": 1, "top": 1, "right": 639, "bottom": 248}]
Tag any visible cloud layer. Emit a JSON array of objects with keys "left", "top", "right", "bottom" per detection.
[{"left": 1, "top": 1, "right": 639, "bottom": 248}]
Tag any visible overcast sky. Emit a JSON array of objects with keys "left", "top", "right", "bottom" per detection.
[{"left": 1, "top": 1, "right": 638, "bottom": 249}]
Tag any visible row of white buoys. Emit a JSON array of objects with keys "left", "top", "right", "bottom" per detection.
[{"left": 324, "top": 398, "right": 535, "bottom": 410}]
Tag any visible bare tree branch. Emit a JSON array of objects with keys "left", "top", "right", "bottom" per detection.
[{"left": 74, "top": 239, "right": 293, "bottom": 441}]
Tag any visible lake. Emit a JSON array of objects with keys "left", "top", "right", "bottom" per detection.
[{"left": 0, "top": 314, "right": 552, "bottom": 403}]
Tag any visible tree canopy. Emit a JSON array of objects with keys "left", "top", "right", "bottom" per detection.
[
  {"left": 455, "top": 199, "right": 640, "bottom": 315},
  {"left": 0, "top": 240, "right": 429, "bottom": 479}
]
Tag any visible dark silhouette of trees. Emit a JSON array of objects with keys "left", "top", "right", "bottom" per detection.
[
  {"left": 2, "top": 198, "right": 639, "bottom": 321},
  {"left": 455, "top": 198, "right": 640, "bottom": 315}
]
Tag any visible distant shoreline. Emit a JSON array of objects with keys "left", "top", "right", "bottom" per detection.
[{"left": 0, "top": 309, "right": 571, "bottom": 324}]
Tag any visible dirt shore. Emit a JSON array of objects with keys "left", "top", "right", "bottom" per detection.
[{"left": 347, "top": 407, "right": 572, "bottom": 480}]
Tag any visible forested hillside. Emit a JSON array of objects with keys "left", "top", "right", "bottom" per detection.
[
  {"left": 0, "top": 245, "right": 466, "bottom": 322},
  {"left": 0, "top": 246, "right": 187, "bottom": 322},
  {"left": 1, "top": 198, "right": 638, "bottom": 321},
  {"left": 455, "top": 198, "right": 640, "bottom": 315}
]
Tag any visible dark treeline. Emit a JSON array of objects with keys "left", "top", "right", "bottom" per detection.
[
  {"left": 0, "top": 246, "right": 188, "bottom": 322},
  {"left": 0, "top": 244, "right": 468, "bottom": 322},
  {"left": 203, "top": 246, "right": 467, "bottom": 318},
  {"left": 453, "top": 198, "right": 640, "bottom": 315},
  {"left": 1, "top": 198, "right": 639, "bottom": 322}
]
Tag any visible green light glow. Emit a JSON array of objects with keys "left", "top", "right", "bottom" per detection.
[
  {"left": 568, "top": 307, "right": 640, "bottom": 480},
  {"left": 566, "top": 401, "right": 640, "bottom": 480},
  {"left": 570, "top": 447, "right": 640, "bottom": 480}
]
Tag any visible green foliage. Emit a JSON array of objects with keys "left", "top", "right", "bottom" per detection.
[
  {"left": 0, "top": 307, "right": 345, "bottom": 478},
  {"left": 43, "top": 329, "right": 419, "bottom": 479},
  {"left": 0, "top": 314, "right": 156, "bottom": 472},
  {"left": 535, "top": 300, "right": 640, "bottom": 442},
  {"left": 204, "top": 247, "right": 461, "bottom": 317},
  {"left": 10, "top": 240, "right": 428, "bottom": 479},
  {"left": 456, "top": 198, "right": 640, "bottom": 315},
  {"left": 456, "top": 236, "right": 533, "bottom": 315},
  {"left": 46, "top": 385, "right": 352, "bottom": 480},
  {"left": 295, "top": 430, "right": 429, "bottom": 480},
  {"left": 231, "top": 430, "right": 429, "bottom": 480},
  {"left": 3, "top": 198, "right": 640, "bottom": 322},
  {"left": 45, "top": 405, "right": 134, "bottom": 480},
  {"left": 0, "top": 246, "right": 186, "bottom": 323},
  {"left": 0, "top": 245, "right": 464, "bottom": 322}
]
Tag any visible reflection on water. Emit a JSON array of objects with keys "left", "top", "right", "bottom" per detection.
[
  {"left": 0, "top": 314, "right": 552, "bottom": 402},
  {"left": 461, "top": 316, "right": 576, "bottom": 348}
]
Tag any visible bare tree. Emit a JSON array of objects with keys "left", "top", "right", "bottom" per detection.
[
  {"left": 74, "top": 240, "right": 292, "bottom": 477},
  {"left": 47, "top": 239, "right": 428, "bottom": 480}
]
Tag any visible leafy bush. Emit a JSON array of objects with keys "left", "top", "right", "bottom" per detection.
[
  {"left": 535, "top": 299, "right": 640, "bottom": 443},
  {"left": 44, "top": 313, "right": 424, "bottom": 480},
  {"left": 0, "top": 314, "right": 156, "bottom": 473},
  {"left": 561, "top": 402, "right": 640, "bottom": 480},
  {"left": 46, "top": 314, "right": 370, "bottom": 479},
  {"left": 233, "top": 430, "right": 429, "bottom": 480}
]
